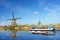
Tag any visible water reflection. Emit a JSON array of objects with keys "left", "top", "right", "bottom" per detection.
[
  {"left": 11, "top": 30, "right": 16, "bottom": 40},
  {"left": 8, "top": 26, "right": 18, "bottom": 40},
  {"left": 0, "top": 29, "right": 60, "bottom": 40}
]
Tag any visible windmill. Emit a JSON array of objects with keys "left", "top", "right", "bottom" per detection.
[{"left": 7, "top": 11, "right": 21, "bottom": 27}]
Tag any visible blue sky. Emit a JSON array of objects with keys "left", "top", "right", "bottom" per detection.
[{"left": 0, "top": 0, "right": 60, "bottom": 26}]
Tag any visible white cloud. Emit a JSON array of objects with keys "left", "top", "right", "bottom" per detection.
[
  {"left": 44, "top": 5, "right": 60, "bottom": 18},
  {"left": 46, "top": 13, "right": 51, "bottom": 16},
  {"left": 45, "top": 17, "right": 50, "bottom": 20},
  {"left": 1, "top": 16, "right": 4, "bottom": 18},
  {"left": 33, "top": 11, "right": 39, "bottom": 14},
  {"left": 43, "top": 5, "right": 60, "bottom": 22},
  {"left": 38, "top": 0, "right": 46, "bottom": 7},
  {"left": 0, "top": 21, "right": 11, "bottom": 26},
  {"left": 43, "top": 7, "right": 48, "bottom": 10},
  {"left": 44, "top": 5, "right": 60, "bottom": 13},
  {"left": 0, "top": 22, "right": 5, "bottom": 26}
]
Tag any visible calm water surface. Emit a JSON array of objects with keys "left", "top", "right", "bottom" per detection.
[{"left": 0, "top": 30, "right": 60, "bottom": 40}]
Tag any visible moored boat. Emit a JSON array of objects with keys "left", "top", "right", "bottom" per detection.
[{"left": 29, "top": 26, "right": 55, "bottom": 34}]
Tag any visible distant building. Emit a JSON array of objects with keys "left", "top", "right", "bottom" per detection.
[
  {"left": 55, "top": 24, "right": 60, "bottom": 30},
  {"left": 30, "top": 25, "right": 38, "bottom": 29},
  {"left": 37, "top": 20, "right": 42, "bottom": 28},
  {"left": 0, "top": 26, "right": 7, "bottom": 30},
  {"left": 15, "top": 27, "right": 20, "bottom": 31},
  {"left": 20, "top": 24, "right": 29, "bottom": 30}
]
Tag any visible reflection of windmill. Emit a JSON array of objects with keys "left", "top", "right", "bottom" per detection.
[{"left": 7, "top": 11, "right": 21, "bottom": 27}]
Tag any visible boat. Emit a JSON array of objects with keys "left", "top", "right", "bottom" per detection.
[{"left": 29, "top": 26, "right": 55, "bottom": 34}]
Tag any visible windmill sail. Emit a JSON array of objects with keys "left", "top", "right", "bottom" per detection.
[{"left": 6, "top": 11, "right": 21, "bottom": 27}]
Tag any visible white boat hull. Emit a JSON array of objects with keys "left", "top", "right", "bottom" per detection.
[{"left": 29, "top": 28, "right": 55, "bottom": 34}]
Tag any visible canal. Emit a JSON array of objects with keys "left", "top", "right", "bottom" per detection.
[{"left": 0, "top": 30, "right": 60, "bottom": 40}]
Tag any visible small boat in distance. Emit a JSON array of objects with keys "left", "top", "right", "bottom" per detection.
[{"left": 29, "top": 26, "right": 55, "bottom": 34}]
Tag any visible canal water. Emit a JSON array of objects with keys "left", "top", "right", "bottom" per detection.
[{"left": 0, "top": 30, "right": 60, "bottom": 40}]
